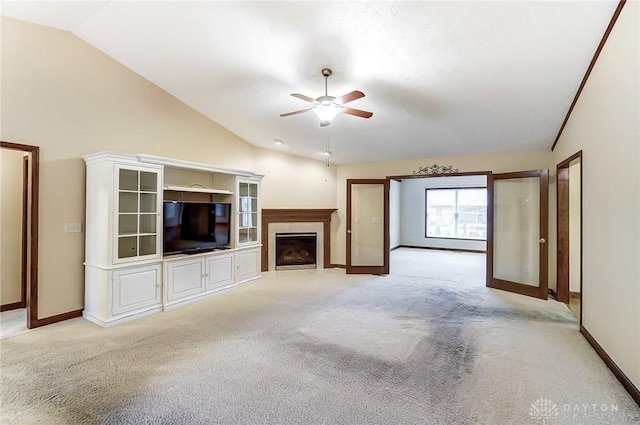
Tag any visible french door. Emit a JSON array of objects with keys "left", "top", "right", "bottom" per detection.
[
  {"left": 486, "top": 169, "right": 549, "bottom": 299},
  {"left": 346, "top": 179, "right": 390, "bottom": 274}
]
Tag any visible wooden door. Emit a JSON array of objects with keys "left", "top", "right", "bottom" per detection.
[
  {"left": 346, "top": 179, "right": 390, "bottom": 274},
  {"left": 486, "top": 170, "right": 549, "bottom": 299}
]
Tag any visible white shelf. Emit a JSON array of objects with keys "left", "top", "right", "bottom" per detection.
[
  {"left": 163, "top": 185, "right": 233, "bottom": 195},
  {"left": 138, "top": 154, "right": 263, "bottom": 178}
]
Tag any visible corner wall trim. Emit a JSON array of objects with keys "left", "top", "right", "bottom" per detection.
[
  {"left": 551, "top": 0, "right": 626, "bottom": 151},
  {"left": 580, "top": 324, "right": 640, "bottom": 406},
  {"left": 30, "top": 309, "right": 83, "bottom": 328}
]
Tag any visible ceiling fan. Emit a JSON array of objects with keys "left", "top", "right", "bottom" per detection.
[{"left": 280, "top": 68, "right": 373, "bottom": 127}]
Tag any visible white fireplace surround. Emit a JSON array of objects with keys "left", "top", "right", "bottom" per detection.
[{"left": 268, "top": 222, "right": 324, "bottom": 271}]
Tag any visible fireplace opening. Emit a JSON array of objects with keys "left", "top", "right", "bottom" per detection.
[{"left": 275, "top": 233, "right": 317, "bottom": 270}]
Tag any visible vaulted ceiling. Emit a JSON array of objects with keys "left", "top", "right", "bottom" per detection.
[{"left": 1, "top": 1, "right": 618, "bottom": 164}]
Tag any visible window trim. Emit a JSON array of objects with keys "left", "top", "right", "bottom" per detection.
[{"left": 424, "top": 186, "right": 487, "bottom": 241}]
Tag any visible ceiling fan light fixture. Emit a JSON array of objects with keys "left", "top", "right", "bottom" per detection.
[
  {"left": 312, "top": 102, "right": 342, "bottom": 126},
  {"left": 281, "top": 68, "right": 371, "bottom": 126}
]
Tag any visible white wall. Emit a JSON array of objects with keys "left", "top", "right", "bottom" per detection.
[
  {"left": 0, "top": 149, "right": 25, "bottom": 305},
  {"left": 252, "top": 148, "right": 337, "bottom": 209},
  {"left": 552, "top": 0, "right": 639, "bottom": 389},
  {"left": 399, "top": 175, "right": 486, "bottom": 251}
]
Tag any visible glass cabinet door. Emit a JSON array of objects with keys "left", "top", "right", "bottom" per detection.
[
  {"left": 237, "top": 181, "right": 259, "bottom": 244},
  {"left": 116, "top": 166, "right": 160, "bottom": 261}
]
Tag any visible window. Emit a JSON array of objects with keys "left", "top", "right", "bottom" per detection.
[{"left": 425, "top": 188, "right": 487, "bottom": 240}]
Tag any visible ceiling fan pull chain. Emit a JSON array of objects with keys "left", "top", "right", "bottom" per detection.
[{"left": 325, "top": 131, "right": 331, "bottom": 167}]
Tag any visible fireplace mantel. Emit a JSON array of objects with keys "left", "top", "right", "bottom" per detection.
[{"left": 261, "top": 209, "right": 337, "bottom": 272}]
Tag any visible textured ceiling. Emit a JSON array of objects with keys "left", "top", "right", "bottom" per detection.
[{"left": 1, "top": 1, "right": 618, "bottom": 164}]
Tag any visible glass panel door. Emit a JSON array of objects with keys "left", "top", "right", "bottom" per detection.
[
  {"left": 487, "top": 170, "right": 548, "bottom": 299},
  {"left": 237, "top": 180, "right": 259, "bottom": 245},
  {"left": 493, "top": 177, "right": 540, "bottom": 285},
  {"left": 116, "top": 166, "right": 160, "bottom": 261}
]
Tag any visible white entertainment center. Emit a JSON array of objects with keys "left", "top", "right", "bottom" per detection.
[{"left": 83, "top": 152, "right": 263, "bottom": 327}]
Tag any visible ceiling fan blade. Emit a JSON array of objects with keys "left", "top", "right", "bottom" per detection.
[
  {"left": 342, "top": 107, "right": 373, "bottom": 119},
  {"left": 290, "top": 93, "right": 316, "bottom": 103},
  {"left": 280, "top": 108, "right": 313, "bottom": 117},
  {"left": 335, "top": 90, "right": 365, "bottom": 104}
]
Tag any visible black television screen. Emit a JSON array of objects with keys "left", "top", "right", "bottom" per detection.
[{"left": 163, "top": 201, "right": 231, "bottom": 255}]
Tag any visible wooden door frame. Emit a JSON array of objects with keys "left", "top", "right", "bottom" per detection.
[
  {"left": 20, "top": 156, "right": 28, "bottom": 308},
  {"left": 1, "top": 141, "right": 39, "bottom": 328},
  {"left": 556, "top": 151, "right": 582, "bottom": 314},
  {"left": 0, "top": 156, "right": 29, "bottom": 312},
  {"left": 487, "top": 169, "right": 549, "bottom": 299},
  {"left": 346, "top": 179, "right": 390, "bottom": 275}
]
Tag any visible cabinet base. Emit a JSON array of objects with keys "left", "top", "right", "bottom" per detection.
[
  {"left": 164, "top": 283, "right": 236, "bottom": 310},
  {"left": 83, "top": 275, "right": 262, "bottom": 327},
  {"left": 237, "top": 275, "right": 262, "bottom": 286},
  {"left": 83, "top": 307, "right": 162, "bottom": 327}
]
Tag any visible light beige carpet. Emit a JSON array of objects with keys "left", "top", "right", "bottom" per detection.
[{"left": 1, "top": 248, "right": 638, "bottom": 424}]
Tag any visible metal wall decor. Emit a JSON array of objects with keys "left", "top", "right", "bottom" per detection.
[{"left": 413, "top": 164, "right": 459, "bottom": 175}]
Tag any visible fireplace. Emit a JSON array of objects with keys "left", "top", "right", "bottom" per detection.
[
  {"left": 275, "top": 233, "right": 317, "bottom": 270},
  {"left": 262, "top": 209, "right": 337, "bottom": 272}
]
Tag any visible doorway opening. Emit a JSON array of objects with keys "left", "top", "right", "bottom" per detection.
[
  {"left": 380, "top": 168, "right": 549, "bottom": 301},
  {"left": 556, "top": 151, "right": 582, "bottom": 321},
  {"left": 356, "top": 171, "right": 490, "bottom": 274},
  {"left": 0, "top": 141, "right": 39, "bottom": 331},
  {"left": 348, "top": 167, "right": 549, "bottom": 303}
]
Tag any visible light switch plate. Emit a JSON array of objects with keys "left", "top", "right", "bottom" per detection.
[{"left": 64, "top": 222, "right": 82, "bottom": 233}]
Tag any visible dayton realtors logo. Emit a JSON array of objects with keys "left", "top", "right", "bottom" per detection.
[
  {"left": 529, "top": 399, "right": 560, "bottom": 424},
  {"left": 529, "top": 398, "right": 628, "bottom": 423}
]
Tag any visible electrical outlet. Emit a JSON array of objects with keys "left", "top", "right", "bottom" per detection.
[{"left": 64, "top": 223, "right": 82, "bottom": 233}]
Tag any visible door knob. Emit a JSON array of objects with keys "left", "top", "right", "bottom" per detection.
[
  {"left": 539, "top": 238, "right": 546, "bottom": 244},
  {"left": 347, "top": 230, "right": 352, "bottom": 234}
]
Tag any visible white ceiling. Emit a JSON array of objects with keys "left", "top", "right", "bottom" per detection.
[{"left": 1, "top": 1, "right": 618, "bottom": 164}]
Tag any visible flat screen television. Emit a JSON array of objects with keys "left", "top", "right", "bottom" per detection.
[{"left": 163, "top": 201, "right": 231, "bottom": 255}]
